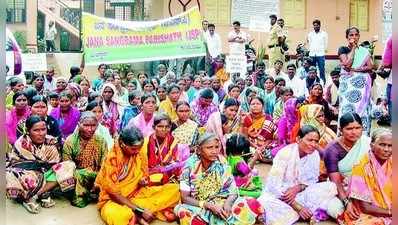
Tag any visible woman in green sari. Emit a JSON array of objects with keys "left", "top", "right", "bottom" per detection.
[{"left": 63, "top": 111, "right": 108, "bottom": 207}]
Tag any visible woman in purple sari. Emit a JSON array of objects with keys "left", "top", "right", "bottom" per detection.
[
  {"left": 100, "top": 82, "right": 124, "bottom": 136},
  {"left": 50, "top": 91, "right": 80, "bottom": 141}
]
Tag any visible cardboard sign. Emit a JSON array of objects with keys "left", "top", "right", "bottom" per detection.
[
  {"left": 21, "top": 53, "right": 47, "bottom": 72},
  {"left": 226, "top": 54, "right": 247, "bottom": 75}
]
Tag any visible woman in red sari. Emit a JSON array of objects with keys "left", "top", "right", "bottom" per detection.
[{"left": 142, "top": 113, "right": 189, "bottom": 185}]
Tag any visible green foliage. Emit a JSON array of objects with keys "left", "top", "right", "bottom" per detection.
[
  {"left": 13, "top": 31, "right": 27, "bottom": 52},
  {"left": 110, "top": 64, "right": 132, "bottom": 78},
  {"left": 256, "top": 45, "right": 266, "bottom": 63}
]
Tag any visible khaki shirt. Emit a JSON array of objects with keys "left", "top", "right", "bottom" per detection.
[{"left": 268, "top": 24, "right": 283, "bottom": 46}]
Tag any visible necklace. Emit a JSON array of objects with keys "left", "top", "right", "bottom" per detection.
[{"left": 338, "top": 138, "right": 353, "bottom": 151}]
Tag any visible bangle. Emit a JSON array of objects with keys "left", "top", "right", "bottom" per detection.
[
  {"left": 293, "top": 202, "right": 303, "bottom": 211},
  {"left": 199, "top": 201, "right": 205, "bottom": 208}
]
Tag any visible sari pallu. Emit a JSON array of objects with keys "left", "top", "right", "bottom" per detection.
[
  {"left": 127, "top": 112, "right": 154, "bottom": 137},
  {"left": 172, "top": 119, "right": 199, "bottom": 146},
  {"left": 338, "top": 46, "right": 372, "bottom": 134},
  {"left": 63, "top": 129, "right": 108, "bottom": 207},
  {"left": 6, "top": 107, "right": 31, "bottom": 145},
  {"left": 142, "top": 133, "right": 189, "bottom": 183},
  {"left": 174, "top": 154, "right": 263, "bottom": 225},
  {"left": 6, "top": 135, "right": 76, "bottom": 201},
  {"left": 242, "top": 113, "right": 278, "bottom": 156},
  {"left": 158, "top": 97, "right": 178, "bottom": 121},
  {"left": 95, "top": 141, "right": 180, "bottom": 225},
  {"left": 50, "top": 106, "right": 80, "bottom": 140},
  {"left": 205, "top": 112, "right": 241, "bottom": 154},
  {"left": 338, "top": 151, "right": 392, "bottom": 225}
]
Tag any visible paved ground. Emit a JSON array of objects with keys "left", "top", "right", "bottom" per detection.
[{"left": 6, "top": 164, "right": 337, "bottom": 225}]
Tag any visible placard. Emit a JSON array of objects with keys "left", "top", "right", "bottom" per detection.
[
  {"left": 21, "top": 53, "right": 47, "bottom": 72},
  {"left": 226, "top": 54, "right": 247, "bottom": 75}
]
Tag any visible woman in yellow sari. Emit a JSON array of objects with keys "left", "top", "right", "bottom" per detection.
[
  {"left": 338, "top": 128, "right": 392, "bottom": 225},
  {"left": 298, "top": 104, "right": 336, "bottom": 149},
  {"left": 158, "top": 84, "right": 182, "bottom": 121},
  {"left": 95, "top": 126, "right": 180, "bottom": 225}
]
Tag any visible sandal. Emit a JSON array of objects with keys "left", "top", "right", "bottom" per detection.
[
  {"left": 40, "top": 196, "right": 56, "bottom": 208},
  {"left": 22, "top": 199, "right": 40, "bottom": 214}
]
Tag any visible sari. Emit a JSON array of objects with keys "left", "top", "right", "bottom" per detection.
[
  {"left": 206, "top": 111, "right": 240, "bottom": 154},
  {"left": 239, "top": 87, "right": 266, "bottom": 113},
  {"left": 6, "top": 135, "right": 76, "bottom": 202},
  {"left": 275, "top": 98, "right": 299, "bottom": 156},
  {"left": 338, "top": 46, "right": 372, "bottom": 134},
  {"left": 119, "top": 105, "right": 140, "bottom": 131},
  {"left": 215, "top": 68, "right": 229, "bottom": 86},
  {"left": 142, "top": 133, "right": 189, "bottom": 183},
  {"left": 298, "top": 104, "right": 336, "bottom": 149},
  {"left": 6, "top": 107, "right": 31, "bottom": 144},
  {"left": 258, "top": 143, "right": 338, "bottom": 225},
  {"left": 50, "top": 106, "right": 80, "bottom": 140},
  {"left": 63, "top": 129, "right": 108, "bottom": 207},
  {"left": 95, "top": 141, "right": 180, "bottom": 225},
  {"left": 227, "top": 155, "right": 262, "bottom": 198},
  {"left": 187, "top": 87, "right": 200, "bottom": 103},
  {"left": 338, "top": 151, "right": 392, "bottom": 225},
  {"left": 272, "top": 99, "right": 283, "bottom": 124},
  {"left": 101, "top": 83, "right": 124, "bottom": 136},
  {"left": 174, "top": 154, "right": 263, "bottom": 225},
  {"left": 172, "top": 119, "right": 199, "bottom": 147},
  {"left": 263, "top": 90, "right": 277, "bottom": 115},
  {"left": 158, "top": 97, "right": 178, "bottom": 121},
  {"left": 127, "top": 112, "right": 154, "bottom": 137},
  {"left": 242, "top": 113, "right": 277, "bottom": 149},
  {"left": 191, "top": 98, "right": 218, "bottom": 127},
  {"left": 324, "top": 135, "right": 371, "bottom": 218}
]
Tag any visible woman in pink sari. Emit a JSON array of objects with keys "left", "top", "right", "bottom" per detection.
[
  {"left": 50, "top": 91, "right": 80, "bottom": 141},
  {"left": 338, "top": 128, "right": 392, "bottom": 225},
  {"left": 127, "top": 93, "right": 157, "bottom": 137},
  {"left": 6, "top": 91, "right": 31, "bottom": 144}
]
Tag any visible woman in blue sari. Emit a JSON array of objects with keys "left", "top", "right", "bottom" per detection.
[{"left": 337, "top": 27, "right": 373, "bottom": 134}]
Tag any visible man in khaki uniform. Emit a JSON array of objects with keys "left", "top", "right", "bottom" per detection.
[{"left": 267, "top": 14, "right": 284, "bottom": 67}]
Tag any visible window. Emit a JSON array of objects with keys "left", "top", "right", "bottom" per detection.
[
  {"left": 282, "top": 0, "right": 306, "bottom": 29},
  {"left": 6, "top": 0, "right": 26, "bottom": 23},
  {"left": 350, "top": 0, "right": 369, "bottom": 31},
  {"left": 83, "top": 0, "right": 95, "bottom": 14},
  {"left": 104, "top": 0, "right": 133, "bottom": 20}
]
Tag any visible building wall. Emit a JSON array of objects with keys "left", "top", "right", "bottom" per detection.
[{"left": 153, "top": 0, "right": 384, "bottom": 56}]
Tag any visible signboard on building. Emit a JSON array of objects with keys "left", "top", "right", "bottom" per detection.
[
  {"left": 21, "top": 53, "right": 47, "bottom": 72},
  {"left": 82, "top": 7, "right": 206, "bottom": 65},
  {"left": 231, "top": 0, "right": 279, "bottom": 28}
]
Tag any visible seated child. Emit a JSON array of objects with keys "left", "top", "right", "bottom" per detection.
[{"left": 225, "top": 134, "right": 263, "bottom": 198}]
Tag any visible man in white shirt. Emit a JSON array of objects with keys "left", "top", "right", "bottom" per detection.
[
  {"left": 228, "top": 21, "right": 250, "bottom": 54},
  {"left": 44, "top": 66, "right": 56, "bottom": 93},
  {"left": 45, "top": 21, "right": 57, "bottom": 52},
  {"left": 284, "top": 63, "right": 306, "bottom": 98},
  {"left": 307, "top": 19, "right": 328, "bottom": 86},
  {"left": 202, "top": 20, "right": 209, "bottom": 37},
  {"left": 205, "top": 24, "right": 222, "bottom": 60}
]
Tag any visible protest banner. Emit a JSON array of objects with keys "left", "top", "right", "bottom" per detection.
[
  {"left": 82, "top": 7, "right": 206, "bottom": 65},
  {"left": 21, "top": 53, "right": 47, "bottom": 72}
]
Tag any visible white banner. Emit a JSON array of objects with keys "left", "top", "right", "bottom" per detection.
[{"left": 21, "top": 53, "right": 47, "bottom": 71}]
